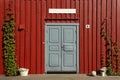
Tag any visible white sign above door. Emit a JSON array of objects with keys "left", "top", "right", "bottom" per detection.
[{"left": 49, "top": 8, "right": 76, "bottom": 14}]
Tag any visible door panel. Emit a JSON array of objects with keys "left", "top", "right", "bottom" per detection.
[
  {"left": 46, "top": 26, "right": 61, "bottom": 71},
  {"left": 49, "top": 53, "right": 59, "bottom": 67},
  {"left": 63, "top": 54, "right": 74, "bottom": 67},
  {"left": 62, "top": 26, "right": 77, "bottom": 71},
  {"left": 46, "top": 25, "right": 77, "bottom": 72},
  {"left": 49, "top": 28, "right": 59, "bottom": 43},
  {"left": 63, "top": 28, "right": 75, "bottom": 43}
]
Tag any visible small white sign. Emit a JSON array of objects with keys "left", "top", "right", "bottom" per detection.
[
  {"left": 86, "top": 24, "right": 90, "bottom": 28},
  {"left": 49, "top": 8, "right": 76, "bottom": 14}
]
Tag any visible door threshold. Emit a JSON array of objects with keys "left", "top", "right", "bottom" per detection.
[{"left": 47, "top": 71, "right": 77, "bottom": 74}]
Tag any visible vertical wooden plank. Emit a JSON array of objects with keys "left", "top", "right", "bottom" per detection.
[
  {"left": 40, "top": 0, "right": 42, "bottom": 73},
  {"left": 0, "top": 1, "right": 2, "bottom": 26},
  {"left": 4, "top": 0, "right": 9, "bottom": 27},
  {"left": 0, "top": 0, "right": 4, "bottom": 74},
  {"left": 88, "top": 0, "right": 92, "bottom": 73},
  {"left": 117, "top": 0, "right": 120, "bottom": 48},
  {"left": 66, "top": 0, "right": 71, "bottom": 23},
  {"left": 36, "top": 0, "right": 41, "bottom": 74},
  {"left": 10, "top": 0, "right": 15, "bottom": 12},
  {"left": 56, "top": 0, "right": 61, "bottom": 22},
  {"left": 80, "top": 0, "right": 84, "bottom": 73},
  {"left": 117, "top": 1, "right": 120, "bottom": 71},
  {"left": 112, "top": 0, "right": 117, "bottom": 71},
  {"left": 25, "top": 0, "right": 31, "bottom": 73},
  {"left": 75, "top": 0, "right": 79, "bottom": 23},
  {"left": 51, "top": 0, "right": 56, "bottom": 21},
  {"left": 71, "top": 0, "right": 76, "bottom": 23},
  {"left": 101, "top": 0, "right": 107, "bottom": 67},
  {"left": 84, "top": 0, "right": 89, "bottom": 73},
  {"left": 112, "top": 0, "right": 117, "bottom": 42},
  {"left": 46, "top": 0, "right": 51, "bottom": 22},
  {"left": 5, "top": 0, "right": 9, "bottom": 11},
  {"left": 96, "top": 0, "right": 102, "bottom": 70},
  {"left": 106, "top": 0, "right": 112, "bottom": 43},
  {"left": 63, "top": 0, "right": 67, "bottom": 23},
  {"left": 30, "top": 1, "right": 37, "bottom": 74},
  {"left": 19, "top": 0, "right": 25, "bottom": 68},
  {"left": 106, "top": 0, "right": 112, "bottom": 69},
  {"left": 0, "top": 0, "right": 2, "bottom": 74},
  {"left": 61, "top": 0, "right": 67, "bottom": 23},
  {"left": 50, "top": 0, "right": 53, "bottom": 22},
  {"left": 61, "top": 0, "right": 66, "bottom": 22},
  {"left": 15, "top": 0, "right": 20, "bottom": 67},
  {"left": 41, "top": 0, "right": 46, "bottom": 73},
  {"left": 92, "top": 0, "right": 97, "bottom": 71}
]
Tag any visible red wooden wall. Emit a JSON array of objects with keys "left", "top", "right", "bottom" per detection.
[{"left": 0, "top": 0, "right": 120, "bottom": 74}]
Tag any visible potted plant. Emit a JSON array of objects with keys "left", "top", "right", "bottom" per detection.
[
  {"left": 100, "top": 67, "right": 107, "bottom": 77},
  {"left": 18, "top": 68, "right": 29, "bottom": 76}
]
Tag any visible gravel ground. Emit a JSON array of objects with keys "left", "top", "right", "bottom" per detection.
[{"left": 0, "top": 74, "right": 120, "bottom": 80}]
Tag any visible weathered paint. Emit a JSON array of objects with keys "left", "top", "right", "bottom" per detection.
[{"left": 0, "top": 0, "right": 120, "bottom": 74}]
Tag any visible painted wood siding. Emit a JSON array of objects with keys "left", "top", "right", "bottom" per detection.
[{"left": 0, "top": 0, "right": 120, "bottom": 74}]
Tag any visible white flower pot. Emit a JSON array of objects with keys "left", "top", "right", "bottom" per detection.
[
  {"left": 101, "top": 72, "right": 105, "bottom": 77},
  {"left": 92, "top": 71, "right": 96, "bottom": 76},
  {"left": 19, "top": 68, "right": 29, "bottom": 76}
]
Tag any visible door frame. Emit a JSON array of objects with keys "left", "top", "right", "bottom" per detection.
[{"left": 45, "top": 23, "right": 79, "bottom": 73}]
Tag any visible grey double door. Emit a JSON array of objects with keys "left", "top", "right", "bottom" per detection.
[{"left": 45, "top": 25, "right": 77, "bottom": 72}]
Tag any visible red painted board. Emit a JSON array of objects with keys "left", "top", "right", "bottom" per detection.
[
  {"left": 92, "top": 0, "right": 97, "bottom": 71},
  {"left": 88, "top": 0, "right": 92, "bottom": 73},
  {"left": 36, "top": 0, "right": 41, "bottom": 74},
  {"left": 0, "top": 0, "right": 4, "bottom": 74},
  {"left": 30, "top": 1, "right": 37, "bottom": 74},
  {"left": 112, "top": 0, "right": 117, "bottom": 42},
  {"left": 61, "top": 0, "right": 66, "bottom": 22},
  {"left": 41, "top": 0, "right": 46, "bottom": 73},
  {"left": 79, "top": 0, "right": 84, "bottom": 73},
  {"left": 15, "top": 0, "right": 20, "bottom": 67},
  {"left": 101, "top": 0, "right": 107, "bottom": 67},
  {"left": 84, "top": 0, "right": 89, "bottom": 73},
  {"left": 66, "top": 0, "right": 71, "bottom": 23},
  {"left": 51, "top": 0, "right": 57, "bottom": 22},
  {"left": 117, "top": 0, "right": 120, "bottom": 48},
  {"left": 117, "top": 0, "right": 120, "bottom": 72},
  {"left": 56, "top": 0, "right": 61, "bottom": 23},
  {"left": 46, "top": 0, "right": 51, "bottom": 19},
  {"left": 112, "top": 0, "right": 117, "bottom": 71},
  {"left": 96, "top": 0, "right": 102, "bottom": 70},
  {"left": 20, "top": 0, "right": 25, "bottom": 68},
  {"left": 25, "top": 0, "right": 31, "bottom": 72},
  {"left": 75, "top": 0, "right": 79, "bottom": 23}
]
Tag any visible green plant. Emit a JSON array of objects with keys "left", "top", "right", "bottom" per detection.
[
  {"left": 100, "top": 18, "right": 120, "bottom": 76},
  {"left": 2, "top": 7, "right": 18, "bottom": 76}
]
